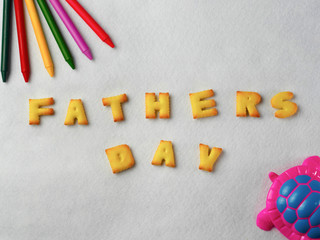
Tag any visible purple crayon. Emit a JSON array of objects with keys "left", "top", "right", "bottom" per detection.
[{"left": 48, "top": 0, "right": 92, "bottom": 60}]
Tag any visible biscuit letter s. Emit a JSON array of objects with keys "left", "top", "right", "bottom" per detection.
[
  {"left": 105, "top": 144, "right": 135, "bottom": 174},
  {"left": 199, "top": 144, "right": 222, "bottom": 172},
  {"left": 236, "top": 91, "right": 261, "bottom": 117},
  {"left": 29, "top": 98, "right": 54, "bottom": 125},
  {"left": 271, "top": 92, "right": 298, "bottom": 118},
  {"left": 189, "top": 89, "right": 217, "bottom": 119},
  {"left": 64, "top": 99, "right": 88, "bottom": 125}
]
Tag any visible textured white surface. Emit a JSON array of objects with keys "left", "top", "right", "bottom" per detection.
[{"left": 1, "top": 0, "right": 320, "bottom": 239}]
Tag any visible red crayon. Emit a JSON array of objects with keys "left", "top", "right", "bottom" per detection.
[
  {"left": 14, "top": 0, "right": 30, "bottom": 82},
  {"left": 65, "top": 0, "right": 114, "bottom": 48}
]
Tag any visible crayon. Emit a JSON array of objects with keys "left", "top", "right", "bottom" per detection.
[
  {"left": 25, "top": 0, "right": 54, "bottom": 77},
  {"left": 14, "top": 0, "right": 30, "bottom": 82},
  {"left": 49, "top": 0, "right": 93, "bottom": 60},
  {"left": 1, "top": 0, "right": 13, "bottom": 82},
  {"left": 66, "top": 0, "right": 114, "bottom": 48},
  {"left": 37, "top": 0, "right": 75, "bottom": 69}
]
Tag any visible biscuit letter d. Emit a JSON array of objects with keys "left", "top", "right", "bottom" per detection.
[
  {"left": 65, "top": 99, "right": 88, "bottom": 125},
  {"left": 199, "top": 144, "right": 222, "bottom": 172},
  {"left": 152, "top": 140, "right": 175, "bottom": 167},
  {"left": 145, "top": 93, "right": 170, "bottom": 119},
  {"left": 29, "top": 98, "right": 54, "bottom": 125},
  {"left": 236, "top": 91, "right": 261, "bottom": 117},
  {"left": 189, "top": 89, "right": 217, "bottom": 119},
  {"left": 105, "top": 145, "right": 135, "bottom": 174},
  {"left": 271, "top": 92, "right": 298, "bottom": 118}
]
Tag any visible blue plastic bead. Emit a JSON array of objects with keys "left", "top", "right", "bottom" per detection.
[
  {"left": 310, "top": 208, "right": 320, "bottom": 226},
  {"left": 280, "top": 179, "right": 297, "bottom": 197},
  {"left": 295, "top": 219, "right": 310, "bottom": 233},
  {"left": 288, "top": 185, "right": 310, "bottom": 208},
  {"left": 310, "top": 180, "right": 320, "bottom": 191},
  {"left": 298, "top": 192, "right": 320, "bottom": 218},
  {"left": 277, "top": 197, "right": 287, "bottom": 213},
  {"left": 283, "top": 208, "right": 297, "bottom": 223},
  {"left": 308, "top": 227, "right": 320, "bottom": 239},
  {"left": 295, "top": 175, "right": 311, "bottom": 183}
]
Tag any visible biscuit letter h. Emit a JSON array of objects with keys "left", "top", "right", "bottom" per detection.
[{"left": 145, "top": 93, "right": 170, "bottom": 119}]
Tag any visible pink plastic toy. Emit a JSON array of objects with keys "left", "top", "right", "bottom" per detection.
[{"left": 257, "top": 156, "right": 320, "bottom": 239}]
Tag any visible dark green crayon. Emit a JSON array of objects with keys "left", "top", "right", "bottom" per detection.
[
  {"left": 1, "top": 0, "right": 13, "bottom": 82},
  {"left": 36, "top": 0, "right": 75, "bottom": 69}
]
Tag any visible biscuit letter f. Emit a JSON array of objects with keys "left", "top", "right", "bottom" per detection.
[{"left": 29, "top": 98, "right": 54, "bottom": 125}]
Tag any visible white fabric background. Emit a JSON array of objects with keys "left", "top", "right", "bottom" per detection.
[{"left": 1, "top": 0, "right": 320, "bottom": 239}]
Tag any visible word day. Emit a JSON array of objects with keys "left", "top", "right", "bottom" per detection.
[
  {"left": 28, "top": 90, "right": 298, "bottom": 125},
  {"left": 105, "top": 142, "right": 223, "bottom": 174}
]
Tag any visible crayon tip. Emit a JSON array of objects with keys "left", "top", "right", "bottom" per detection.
[
  {"left": 22, "top": 71, "right": 30, "bottom": 83},
  {"left": 46, "top": 66, "right": 54, "bottom": 77},
  {"left": 83, "top": 49, "right": 93, "bottom": 60},
  {"left": 1, "top": 71, "right": 7, "bottom": 82},
  {"left": 66, "top": 58, "right": 75, "bottom": 69},
  {"left": 104, "top": 37, "right": 115, "bottom": 48}
]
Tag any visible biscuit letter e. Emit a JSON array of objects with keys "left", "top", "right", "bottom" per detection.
[
  {"left": 29, "top": 98, "right": 54, "bottom": 125},
  {"left": 105, "top": 144, "right": 135, "bottom": 174},
  {"left": 236, "top": 91, "right": 261, "bottom": 117},
  {"left": 271, "top": 92, "right": 298, "bottom": 118},
  {"left": 189, "top": 89, "right": 217, "bottom": 119},
  {"left": 145, "top": 93, "right": 170, "bottom": 119}
]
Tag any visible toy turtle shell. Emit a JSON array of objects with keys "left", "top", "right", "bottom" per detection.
[{"left": 257, "top": 156, "right": 320, "bottom": 240}]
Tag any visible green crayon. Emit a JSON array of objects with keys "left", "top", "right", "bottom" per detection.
[
  {"left": 36, "top": 0, "right": 75, "bottom": 69},
  {"left": 1, "top": 0, "right": 13, "bottom": 82}
]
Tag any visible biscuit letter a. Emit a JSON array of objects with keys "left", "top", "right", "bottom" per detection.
[
  {"left": 29, "top": 98, "right": 54, "bottom": 125},
  {"left": 236, "top": 91, "right": 261, "bottom": 117},
  {"left": 152, "top": 140, "right": 175, "bottom": 167},
  {"left": 271, "top": 92, "right": 298, "bottom": 118},
  {"left": 145, "top": 93, "right": 170, "bottom": 118},
  {"left": 105, "top": 145, "right": 135, "bottom": 174},
  {"left": 189, "top": 89, "right": 217, "bottom": 119},
  {"left": 64, "top": 99, "right": 88, "bottom": 125},
  {"left": 199, "top": 144, "right": 222, "bottom": 172},
  {"left": 102, "top": 94, "right": 128, "bottom": 122}
]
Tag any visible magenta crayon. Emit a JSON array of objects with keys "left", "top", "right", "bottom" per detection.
[{"left": 48, "top": 0, "right": 92, "bottom": 60}]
